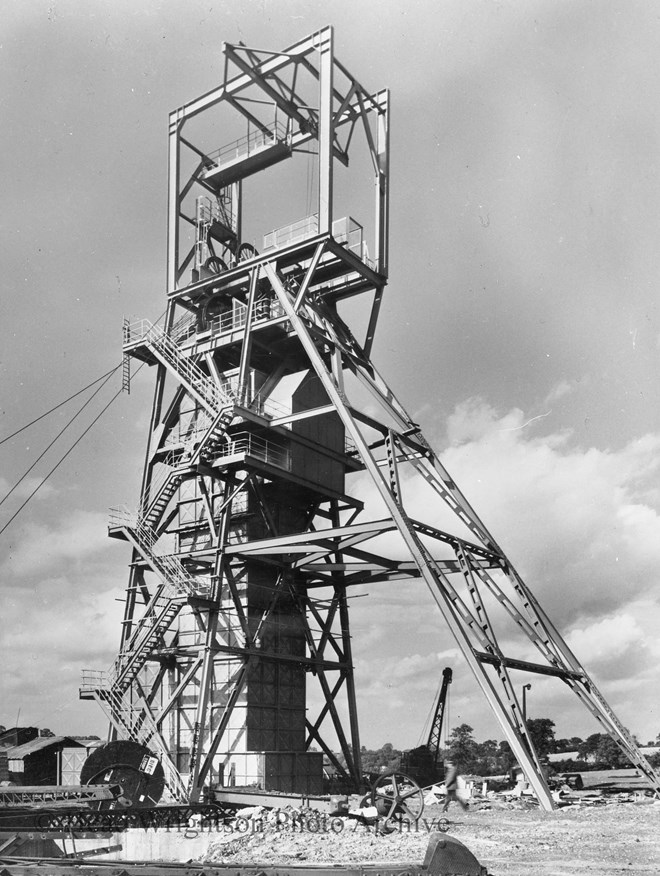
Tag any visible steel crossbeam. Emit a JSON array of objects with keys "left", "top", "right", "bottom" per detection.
[{"left": 83, "top": 28, "right": 660, "bottom": 810}]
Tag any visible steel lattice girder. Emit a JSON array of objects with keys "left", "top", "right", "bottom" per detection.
[
  {"left": 258, "top": 259, "right": 660, "bottom": 806},
  {"left": 85, "top": 26, "right": 660, "bottom": 810}
]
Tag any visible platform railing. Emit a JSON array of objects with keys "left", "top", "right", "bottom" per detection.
[
  {"left": 263, "top": 214, "right": 319, "bottom": 250},
  {"left": 261, "top": 212, "right": 379, "bottom": 271},
  {"left": 125, "top": 298, "right": 289, "bottom": 368},
  {"left": 213, "top": 431, "right": 291, "bottom": 471},
  {"left": 108, "top": 505, "right": 209, "bottom": 598},
  {"left": 205, "top": 118, "right": 288, "bottom": 169},
  {"left": 123, "top": 314, "right": 196, "bottom": 348},
  {"left": 206, "top": 297, "right": 286, "bottom": 336},
  {"left": 80, "top": 669, "right": 108, "bottom": 693},
  {"left": 80, "top": 669, "right": 187, "bottom": 801},
  {"left": 122, "top": 319, "right": 237, "bottom": 417}
]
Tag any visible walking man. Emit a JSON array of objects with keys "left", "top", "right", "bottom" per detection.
[{"left": 442, "top": 759, "right": 468, "bottom": 812}]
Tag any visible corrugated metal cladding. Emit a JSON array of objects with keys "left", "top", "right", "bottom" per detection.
[
  {"left": 240, "top": 498, "right": 322, "bottom": 789},
  {"left": 259, "top": 751, "right": 324, "bottom": 794},
  {"left": 246, "top": 648, "right": 306, "bottom": 752},
  {"left": 244, "top": 545, "right": 308, "bottom": 761}
]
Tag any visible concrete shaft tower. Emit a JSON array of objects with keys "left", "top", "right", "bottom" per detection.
[{"left": 82, "top": 27, "right": 660, "bottom": 809}]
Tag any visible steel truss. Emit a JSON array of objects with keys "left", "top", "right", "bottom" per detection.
[{"left": 81, "top": 26, "right": 660, "bottom": 810}]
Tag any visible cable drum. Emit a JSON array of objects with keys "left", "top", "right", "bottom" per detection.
[{"left": 80, "top": 741, "right": 165, "bottom": 810}]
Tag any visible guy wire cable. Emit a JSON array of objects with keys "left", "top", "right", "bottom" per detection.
[
  {"left": 0, "top": 307, "right": 167, "bottom": 447},
  {"left": 0, "top": 365, "right": 121, "bottom": 510},
  {"left": 0, "top": 361, "right": 145, "bottom": 538},
  {"left": 0, "top": 364, "right": 121, "bottom": 446},
  {"left": 0, "top": 384, "right": 124, "bottom": 538}
]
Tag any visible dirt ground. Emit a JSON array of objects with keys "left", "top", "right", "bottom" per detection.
[{"left": 203, "top": 799, "right": 660, "bottom": 876}]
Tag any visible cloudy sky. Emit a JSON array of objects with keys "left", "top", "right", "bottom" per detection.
[{"left": 2, "top": 0, "right": 660, "bottom": 751}]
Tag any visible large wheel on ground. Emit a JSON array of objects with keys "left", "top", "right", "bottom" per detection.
[
  {"left": 369, "top": 772, "right": 424, "bottom": 830},
  {"left": 80, "top": 740, "right": 165, "bottom": 809}
]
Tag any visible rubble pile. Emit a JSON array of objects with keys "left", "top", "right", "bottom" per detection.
[
  {"left": 203, "top": 804, "right": 412, "bottom": 864},
  {"left": 423, "top": 774, "right": 659, "bottom": 811},
  {"left": 200, "top": 766, "right": 659, "bottom": 870},
  {"left": 199, "top": 797, "right": 660, "bottom": 874},
  {"left": 465, "top": 786, "right": 658, "bottom": 810}
]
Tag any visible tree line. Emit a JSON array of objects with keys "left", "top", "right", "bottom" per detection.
[{"left": 358, "top": 720, "right": 660, "bottom": 776}]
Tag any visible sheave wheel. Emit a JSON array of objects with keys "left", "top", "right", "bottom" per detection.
[
  {"left": 237, "top": 243, "right": 258, "bottom": 262},
  {"left": 204, "top": 255, "right": 227, "bottom": 274}
]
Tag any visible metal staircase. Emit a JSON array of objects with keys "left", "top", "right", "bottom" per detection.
[
  {"left": 105, "top": 507, "right": 209, "bottom": 704},
  {"left": 109, "top": 507, "right": 208, "bottom": 598},
  {"left": 112, "top": 588, "right": 187, "bottom": 693},
  {"left": 82, "top": 670, "right": 187, "bottom": 801},
  {"left": 126, "top": 319, "right": 236, "bottom": 421},
  {"left": 81, "top": 505, "right": 207, "bottom": 802},
  {"left": 83, "top": 322, "right": 231, "bottom": 786},
  {"left": 140, "top": 459, "right": 192, "bottom": 530}
]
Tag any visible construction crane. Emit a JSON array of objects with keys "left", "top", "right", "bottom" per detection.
[
  {"left": 427, "top": 667, "right": 453, "bottom": 769},
  {"left": 366, "top": 669, "right": 453, "bottom": 830},
  {"left": 399, "top": 668, "right": 453, "bottom": 787}
]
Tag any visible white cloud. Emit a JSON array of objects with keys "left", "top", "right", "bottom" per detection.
[
  {"left": 436, "top": 399, "right": 660, "bottom": 624},
  {"left": 0, "top": 506, "right": 125, "bottom": 735},
  {"left": 566, "top": 613, "right": 648, "bottom": 680},
  {"left": 1, "top": 573, "right": 124, "bottom": 735},
  {"left": 2, "top": 509, "right": 111, "bottom": 578},
  {"left": 0, "top": 474, "right": 56, "bottom": 505},
  {"left": 2, "top": 0, "right": 660, "bottom": 755},
  {"left": 340, "top": 397, "right": 660, "bottom": 744},
  {"left": 543, "top": 380, "right": 577, "bottom": 405}
]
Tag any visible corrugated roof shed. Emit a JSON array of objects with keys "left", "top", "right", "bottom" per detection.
[{"left": 7, "top": 736, "right": 83, "bottom": 758}]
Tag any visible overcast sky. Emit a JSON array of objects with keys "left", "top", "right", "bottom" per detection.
[{"left": 2, "top": 0, "right": 660, "bottom": 751}]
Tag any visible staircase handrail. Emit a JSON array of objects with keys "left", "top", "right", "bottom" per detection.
[
  {"left": 139, "top": 457, "right": 193, "bottom": 522},
  {"left": 93, "top": 681, "right": 187, "bottom": 800},
  {"left": 149, "top": 324, "right": 235, "bottom": 409},
  {"left": 108, "top": 505, "right": 209, "bottom": 597},
  {"left": 123, "top": 319, "right": 235, "bottom": 412}
]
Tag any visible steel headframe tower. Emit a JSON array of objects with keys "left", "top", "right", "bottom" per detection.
[{"left": 81, "top": 27, "right": 660, "bottom": 809}]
